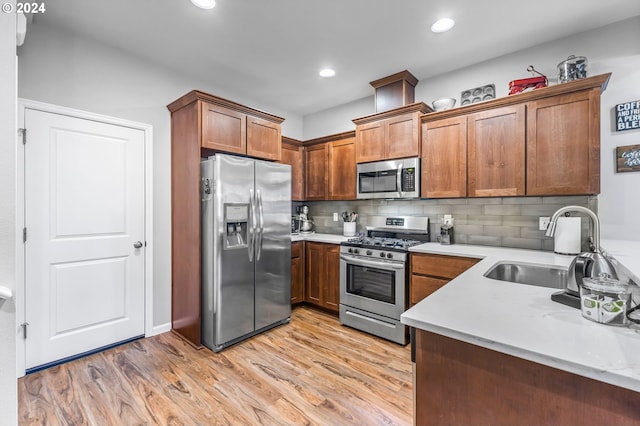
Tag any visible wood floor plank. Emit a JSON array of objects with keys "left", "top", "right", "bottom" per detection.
[{"left": 18, "top": 305, "right": 413, "bottom": 425}]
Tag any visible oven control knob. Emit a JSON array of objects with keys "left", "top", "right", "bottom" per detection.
[
  {"left": 348, "top": 248, "right": 353, "bottom": 254},
  {"left": 366, "top": 250, "right": 372, "bottom": 256},
  {"left": 354, "top": 249, "right": 359, "bottom": 254},
  {"left": 380, "top": 252, "right": 385, "bottom": 258},
  {"left": 387, "top": 253, "right": 393, "bottom": 259}
]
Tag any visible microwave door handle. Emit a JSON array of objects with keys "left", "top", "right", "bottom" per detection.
[{"left": 397, "top": 164, "right": 403, "bottom": 198}]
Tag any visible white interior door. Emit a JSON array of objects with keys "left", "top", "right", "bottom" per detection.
[{"left": 24, "top": 109, "right": 145, "bottom": 370}]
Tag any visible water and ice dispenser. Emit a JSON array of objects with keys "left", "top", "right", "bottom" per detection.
[{"left": 224, "top": 204, "right": 248, "bottom": 249}]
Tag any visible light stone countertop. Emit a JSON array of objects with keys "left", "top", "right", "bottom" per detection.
[
  {"left": 290, "top": 233, "right": 351, "bottom": 244},
  {"left": 401, "top": 241, "right": 640, "bottom": 392}
]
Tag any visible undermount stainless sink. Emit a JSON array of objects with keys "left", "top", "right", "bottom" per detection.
[{"left": 483, "top": 262, "right": 567, "bottom": 289}]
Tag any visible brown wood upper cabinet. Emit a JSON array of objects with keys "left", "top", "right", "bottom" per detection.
[
  {"left": 280, "top": 137, "right": 305, "bottom": 201},
  {"left": 526, "top": 89, "right": 601, "bottom": 195},
  {"left": 173, "top": 90, "right": 284, "bottom": 162},
  {"left": 422, "top": 105, "right": 525, "bottom": 198},
  {"left": 421, "top": 115, "right": 468, "bottom": 198},
  {"left": 353, "top": 103, "right": 432, "bottom": 163},
  {"left": 421, "top": 73, "right": 610, "bottom": 198},
  {"left": 468, "top": 105, "right": 526, "bottom": 197},
  {"left": 305, "top": 132, "right": 356, "bottom": 200}
]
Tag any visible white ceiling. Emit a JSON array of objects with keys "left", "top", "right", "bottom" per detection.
[{"left": 30, "top": 0, "right": 640, "bottom": 116}]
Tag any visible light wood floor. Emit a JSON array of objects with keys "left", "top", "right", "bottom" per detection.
[{"left": 18, "top": 305, "right": 413, "bottom": 425}]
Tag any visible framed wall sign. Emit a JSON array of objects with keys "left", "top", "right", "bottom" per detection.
[
  {"left": 615, "top": 101, "right": 640, "bottom": 132},
  {"left": 616, "top": 144, "right": 640, "bottom": 173}
]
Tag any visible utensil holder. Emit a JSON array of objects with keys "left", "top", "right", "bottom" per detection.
[{"left": 343, "top": 222, "right": 356, "bottom": 237}]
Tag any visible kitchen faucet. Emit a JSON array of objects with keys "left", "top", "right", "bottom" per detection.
[{"left": 545, "top": 205, "right": 600, "bottom": 253}]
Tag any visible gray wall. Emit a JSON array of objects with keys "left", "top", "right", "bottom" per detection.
[
  {"left": 303, "top": 17, "right": 640, "bottom": 242},
  {"left": 17, "top": 21, "right": 303, "bottom": 330},
  {"left": 15, "top": 16, "right": 640, "bottom": 346},
  {"left": 0, "top": 2, "right": 18, "bottom": 424},
  {"left": 297, "top": 196, "right": 594, "bottom": 252}
]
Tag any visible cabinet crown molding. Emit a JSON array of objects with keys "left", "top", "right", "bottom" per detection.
[
  {"left": 370, "top": 70, "right": 419, "bottom": 89},
  {"left": 422, "top": 73, "right": 611, "bottom": 122},
  {"left": 304, "top": 130, "right": 356, "bottom": 147},
  {"left": 353, "top": 102, "right": 433, "bottom": 125},
  {"left": 167, "top": 90, "right": 285, "bottom": 124}
]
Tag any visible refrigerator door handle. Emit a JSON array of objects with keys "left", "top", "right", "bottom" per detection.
[
  {"left": 397, "top": 163, "right": 403, "bottom": 198},
  {"left": 248, "top": 189, "right": 255, "bottom": 262},
  {"left": 256, "top": 189, "right": 264, "bottom": 260}
]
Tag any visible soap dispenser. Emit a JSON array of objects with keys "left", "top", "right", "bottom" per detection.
[{"left": 440, "top": 215, "right": 454, "bottom": 245}]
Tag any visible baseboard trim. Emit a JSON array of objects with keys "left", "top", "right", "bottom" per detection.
[{"left": 150, "top": 322, "right": 171, "bottom": 337}]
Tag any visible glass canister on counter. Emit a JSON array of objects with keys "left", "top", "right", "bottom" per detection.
[
  {"left": 558, "top": 55, "right": 588, "bottom": 83},
  {"left": 580, "top": 275, "right": 631, "bottom": 326}
]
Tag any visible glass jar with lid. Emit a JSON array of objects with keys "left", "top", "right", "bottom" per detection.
[
  {"left": 558, "top": 55, "right": 588, "bottom": 83},
  {"left": 580, "top": 275, "right": 630, "bottom": 326}
]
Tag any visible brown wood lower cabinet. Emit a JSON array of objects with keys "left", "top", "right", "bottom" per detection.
[
  {"left": 414, "top": 329, "right": 640, "bottom": 425},
  {"left": 290, "top": 241, "right": 304, "bottom": 304},
  {"left": 410, "top": 253, "right": 479, "bottom": 306},
  {"left": 304, "top": 241, "right": 340, "bottom": 312}
]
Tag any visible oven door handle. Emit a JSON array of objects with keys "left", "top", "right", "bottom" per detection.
[{"left": 340, "top": 254, "right": 405, "bottom": 270}]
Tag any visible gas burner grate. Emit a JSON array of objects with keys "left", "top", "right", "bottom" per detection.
[{"left": 343, "top": 236, "right": 424, "bottom": 251}]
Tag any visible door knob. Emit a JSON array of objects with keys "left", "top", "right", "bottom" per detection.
[{"left": 133, "top": 241, "right": 143, "bottom": 249}]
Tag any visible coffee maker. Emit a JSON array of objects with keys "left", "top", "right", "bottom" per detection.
[
  {"left": 440, "top": 215, "right": 454, "bottom": 245},
  {"left": 298, "top": 205, "right": 314, "bottom": 234}
]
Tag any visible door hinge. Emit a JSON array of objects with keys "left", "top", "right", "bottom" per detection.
[
  {"left": 21, "top": 322, "right": 29, "bottom": 339},
  {"left": 18, "top": 128, "right": 26, "bottom": 145},
  {"left": 23, "top": 227, "right": 27, "bottom": 243}
]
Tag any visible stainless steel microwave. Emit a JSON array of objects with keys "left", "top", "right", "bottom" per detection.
[{"left": 356, "top": 157, "right": 420, "bottom": 199}]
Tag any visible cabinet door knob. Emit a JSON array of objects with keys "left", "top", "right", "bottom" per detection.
[{"left": 133, "top": 241, "right": 143, "bottom": 249}]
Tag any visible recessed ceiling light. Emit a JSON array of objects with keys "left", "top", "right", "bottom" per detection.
[
  {"left": 190, "top": 0, "right": 216, "bottom": 9},
  {"left": 431, "top": 18, "right": 455, "bottom": 33},
  {"left": 319, "top": 68, "right": 336, "bottom": 78}
]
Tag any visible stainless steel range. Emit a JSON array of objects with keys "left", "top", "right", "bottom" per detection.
[{"left": 339, "top": 216, "right": 430, "bottom": 345}]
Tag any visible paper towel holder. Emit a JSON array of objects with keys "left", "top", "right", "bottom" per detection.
[{"left": 553, "top": 212, "right": 582, "bottom": 255}]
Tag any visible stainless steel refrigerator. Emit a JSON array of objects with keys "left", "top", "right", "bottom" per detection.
[{"left": 200, "top": 154, "right": 291, "bottom": 352}]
